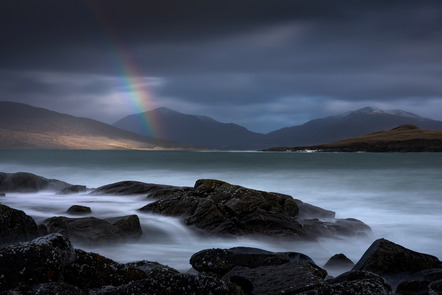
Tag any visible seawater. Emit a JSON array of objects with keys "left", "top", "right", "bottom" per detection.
[{"left": 1, "top": 150, "right": 441, "bottom": 272}]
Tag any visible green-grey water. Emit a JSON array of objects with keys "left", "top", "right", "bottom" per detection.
[{"left": 1, "top": 150, "right": 441, "bottom": 271}]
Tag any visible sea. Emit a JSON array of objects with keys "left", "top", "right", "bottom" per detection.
[{"left": 1, "top": 150, "right": 441, "bottom": 273}]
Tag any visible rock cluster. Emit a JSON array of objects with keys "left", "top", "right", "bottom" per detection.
[
  {"left": 43, "top": 215, "right": 142, "bottom": 244},
  {"left": 0, "top": 172, "right": 72, "bottom": 193},
  {"left": 0, "top": 204, "right": 39, "bottom": 246},
  {"left": 1, "top": 173, "right": 441, "bottom": 294},
  {"left": 139, "top": 179, "right": 370, "bottom": 239},
  {"left": 1, "top": 234, "right": 441, "bottom": 294}
]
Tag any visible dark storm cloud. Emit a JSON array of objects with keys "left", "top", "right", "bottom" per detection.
[{"left": 1, "top": 0, "right": 442, "bottom": 132}]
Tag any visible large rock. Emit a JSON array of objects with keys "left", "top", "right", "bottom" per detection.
[
  {"left": 59, "top": 185, "right": 87, "bottom": 195},
  {"left": 91, "top": 181, "right": 181, "bottom": 195},
  {"left": 0, "top": 233, "right": 76, "bottom": 291},
  {"left": 293, "top": 198, "right": 335, "bottom": 219},
  {"left": 140, "top": 179, "right": 308, "bottom": 238},
  {"left": 295, "top": 270, "right": 393, "bottom": 295},
  {"left": 139, "top": 179, "right": 370, "bottom": 239},
  {"left": 43, "top": 215, "right": 142, "bottom": 244},
  {"left": 353, "top": 239, "right": 440, "bottom": 275},
  {"left": 127, "top": 260, "right": 180, "bottom": 277},
  {"left": 190, "top": 247, "right": 313, "bottom": 277},
  {"left": 67, "top": 205, "right": 92, "bottom": 215},
  {"left": 0, "top": 204, "right": 38, "bottom": 246},
  {"left": 89, "top": 273, "right": 244, "bottom": 295},
  {"left": 0, "top": 172, "right": 73, "bottom": 192},
  {"left": 222, "top": 261, "right": 327, "bottom": 295},
  {"left": 396, "top": 268, "right": 442, "bottom": 295},
  {"left": 63, "top": 249, "right": 147, "bottom": 290},
  {"left": 352, "top": 238, "right": 441, "bottom": 290},
  {"left": 323, "top": 253, "right": 355, "bottom": 272},
  {"left": 1, "top": 282, "right": 84, "bottom": 295},
  {"left": 299, "top": 217, "right": 371, "bottom": 237}
]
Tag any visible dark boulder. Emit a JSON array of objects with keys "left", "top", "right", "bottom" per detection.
[
  {"left": 324, "top": 253, "right": 355, "bottom": 271},
  {"left": 59, "top": 185, "right": 87, "bottom": 195},
  {"left": 44, "top": 215, "right": 142, "bottom": 244},
  {"left": 293, "top": 198, "right": 335, "bottom": 219},
  {"left": 89, "top": 273, "right": 244, "bottom": 295},
  {"left": 0, "top": 204, "right": 38, "bottom": 246},
  {"left": 0, "top": 233, "right": 76, "bottom": 292},
  {"left": 396, "top": 268, "right": 442, "bottom": 295},
  {"left": 0, "top": 172, "right": 72, "bottom": 192},
  {"left": 353, "top": 239, "right": 440, "bottom": 275},
  {"left": 222, "top": 261, "right": 327, "bottom": 295},
  {"left": 140, "top": 179, "right": 308, "bottom": 238},
  {"left": 140, "top": 179, "right": 370, "bottom": 240},
  {"left": 1, "top": 282, "right": 85, "bottom": 295},
  {"left": 90, "top": 181, "right": 180, "bottom": 196},
  {"left": 63, "top": 249, "right": 147, "bottom": 290},
  {"left": 428, "top": 279, "right": 442, "bottom": 295},
  {"left": 67, "top": 205, "right": 92, "bottom": 215},
  {"left": 0, "top": 192, "right": 5, "bottom": 197},
  {"left": 126, "top": 260, "right": 180, "bottom": 277},
  {"left": 352, "top": 238, "right": 440, "bottom": 290},
  {"left": 295, "top": 270, "right": 392, "bottom": 295},
  {"left": 190, "top": 247, "right": 290, "bottom": 277},
  {"left": 300, "top": 218, "right": 371, "bottom": 237}
]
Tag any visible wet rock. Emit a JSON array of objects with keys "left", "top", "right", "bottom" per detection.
[
  {"left": 352, "top": 239, "right": 440, "bottom": 276},
  {"left": 126, "top": 260, "right": 180, "bottom": 277},
  {"left": 0, "top": 204, "right": 38, "bottom": 246},
  {"left": 89, "top": 273, "right": 244, "bottom": 295},
  {"left": 352, "top": 238, "right": 440, "bottom": 290},
  {"left": 59, "top": 185, "right": 87, "bottom": 195},
  {"left": 293, "top": 198, "right": 336, "bottom": 219},
  {"left": 296, "top": 270, "right": 393, "bottom": 295},
  {"left": 2, "top": 282, "right": 85, "bottom": 295},
  {"left": 140, "top": 179, "right": 309, "bottom": 238},
  {"left": 0, "top": 233, "right": 76, "bottom": 292},
  {"left": 63, "top": 249, "right": 147, "bottom": 290},
  {"left": 0, "top": 172, "right": 72, "bottom": 192},
  {"left": 190, "top": 247, "right": 291, "bottom": 277},
  {"left": 396, "top": 268, "right": 442, "bottom": 295},
  {"left": 67, "top": 205, "right": 92, "bottom": 215},
  {"left": 140, "top": 179, "right": 370, "bottom": 240},
  {"left": 91, "top": 181, "right": 180, "bottom": 195},
  {"left": 428, "top": 279, "right": 442, "bottom": 295},
  {"left": 0, "top": 192, "right": 5, "bottom": 197},
  {"left": 324, "top": 253, "right": 355, "bottom": 271},
  {"left": 222, "top": 261, "right": 327, "bottom": 295},
  {"left": 300, "top": 217, "right": 371, "bottom": 237},
  {"left": 44, "top": 215, "right": 142, "bottom": 244}
]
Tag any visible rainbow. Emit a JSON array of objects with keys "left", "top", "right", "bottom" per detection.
[
  {"left": 86, "top": 2, "right": 160, "bottom": 138},
  {"left": 111, "top": 45, "right": 160, "bottom": 138}
]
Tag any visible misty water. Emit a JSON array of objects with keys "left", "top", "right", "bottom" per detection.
[{"left": 1, "top": 150, "right": 441, "bottom": 274}]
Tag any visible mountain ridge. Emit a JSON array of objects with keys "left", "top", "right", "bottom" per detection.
[
  {"left": 2, "top": 101, "right": 442, "bottom": 150},
  {"left": 263, "top": 124, "right": 442, "bottom": 152},
  {"left": 0, "top": 101, "right": 188, "bottom": 150}
]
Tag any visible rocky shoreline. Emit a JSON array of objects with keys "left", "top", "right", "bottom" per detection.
[{"left": 1, "top": 172, "right": 441, "bottom": 294}]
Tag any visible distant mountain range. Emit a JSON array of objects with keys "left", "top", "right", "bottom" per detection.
[
  {"left": 265, "top": 124, "right": 442, "bottom": 152},
  {"left": 114, "top": 106, "right": 442, "bottom": 150},
  {"left": 114, "top": 107, "right": 267, "bottom": 150},
  {"left": 1, "top": 101, "right": 442, "bottom": 150},
  {"left": 0, "top": 102, "right": 186, "bottom": 150}
]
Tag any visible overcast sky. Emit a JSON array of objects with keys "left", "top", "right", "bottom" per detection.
[{"left": 1, "top": 0, "right": 442, "bottom": 133}]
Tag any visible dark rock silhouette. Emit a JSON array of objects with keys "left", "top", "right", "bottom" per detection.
[
  {"left": 44, "top": 215, "right": 142, "bottom": 244},
  {"left": 140, "top": 179, "right": 370, "bottom": 240},
  {"left": 0, "top": 172, "right": 72, "bottom": 192},
  {"left": 67, "top": 205, "right": 92, "bottom": 215},
  {"left": 0, "top": 233, "right": 76, "bottom": 291},
  {"left": 0, "top": 204, "right": 38, "bottom": 246},
  {"left": 91, "top": 180, "right": 181, "bottom": 196}
]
